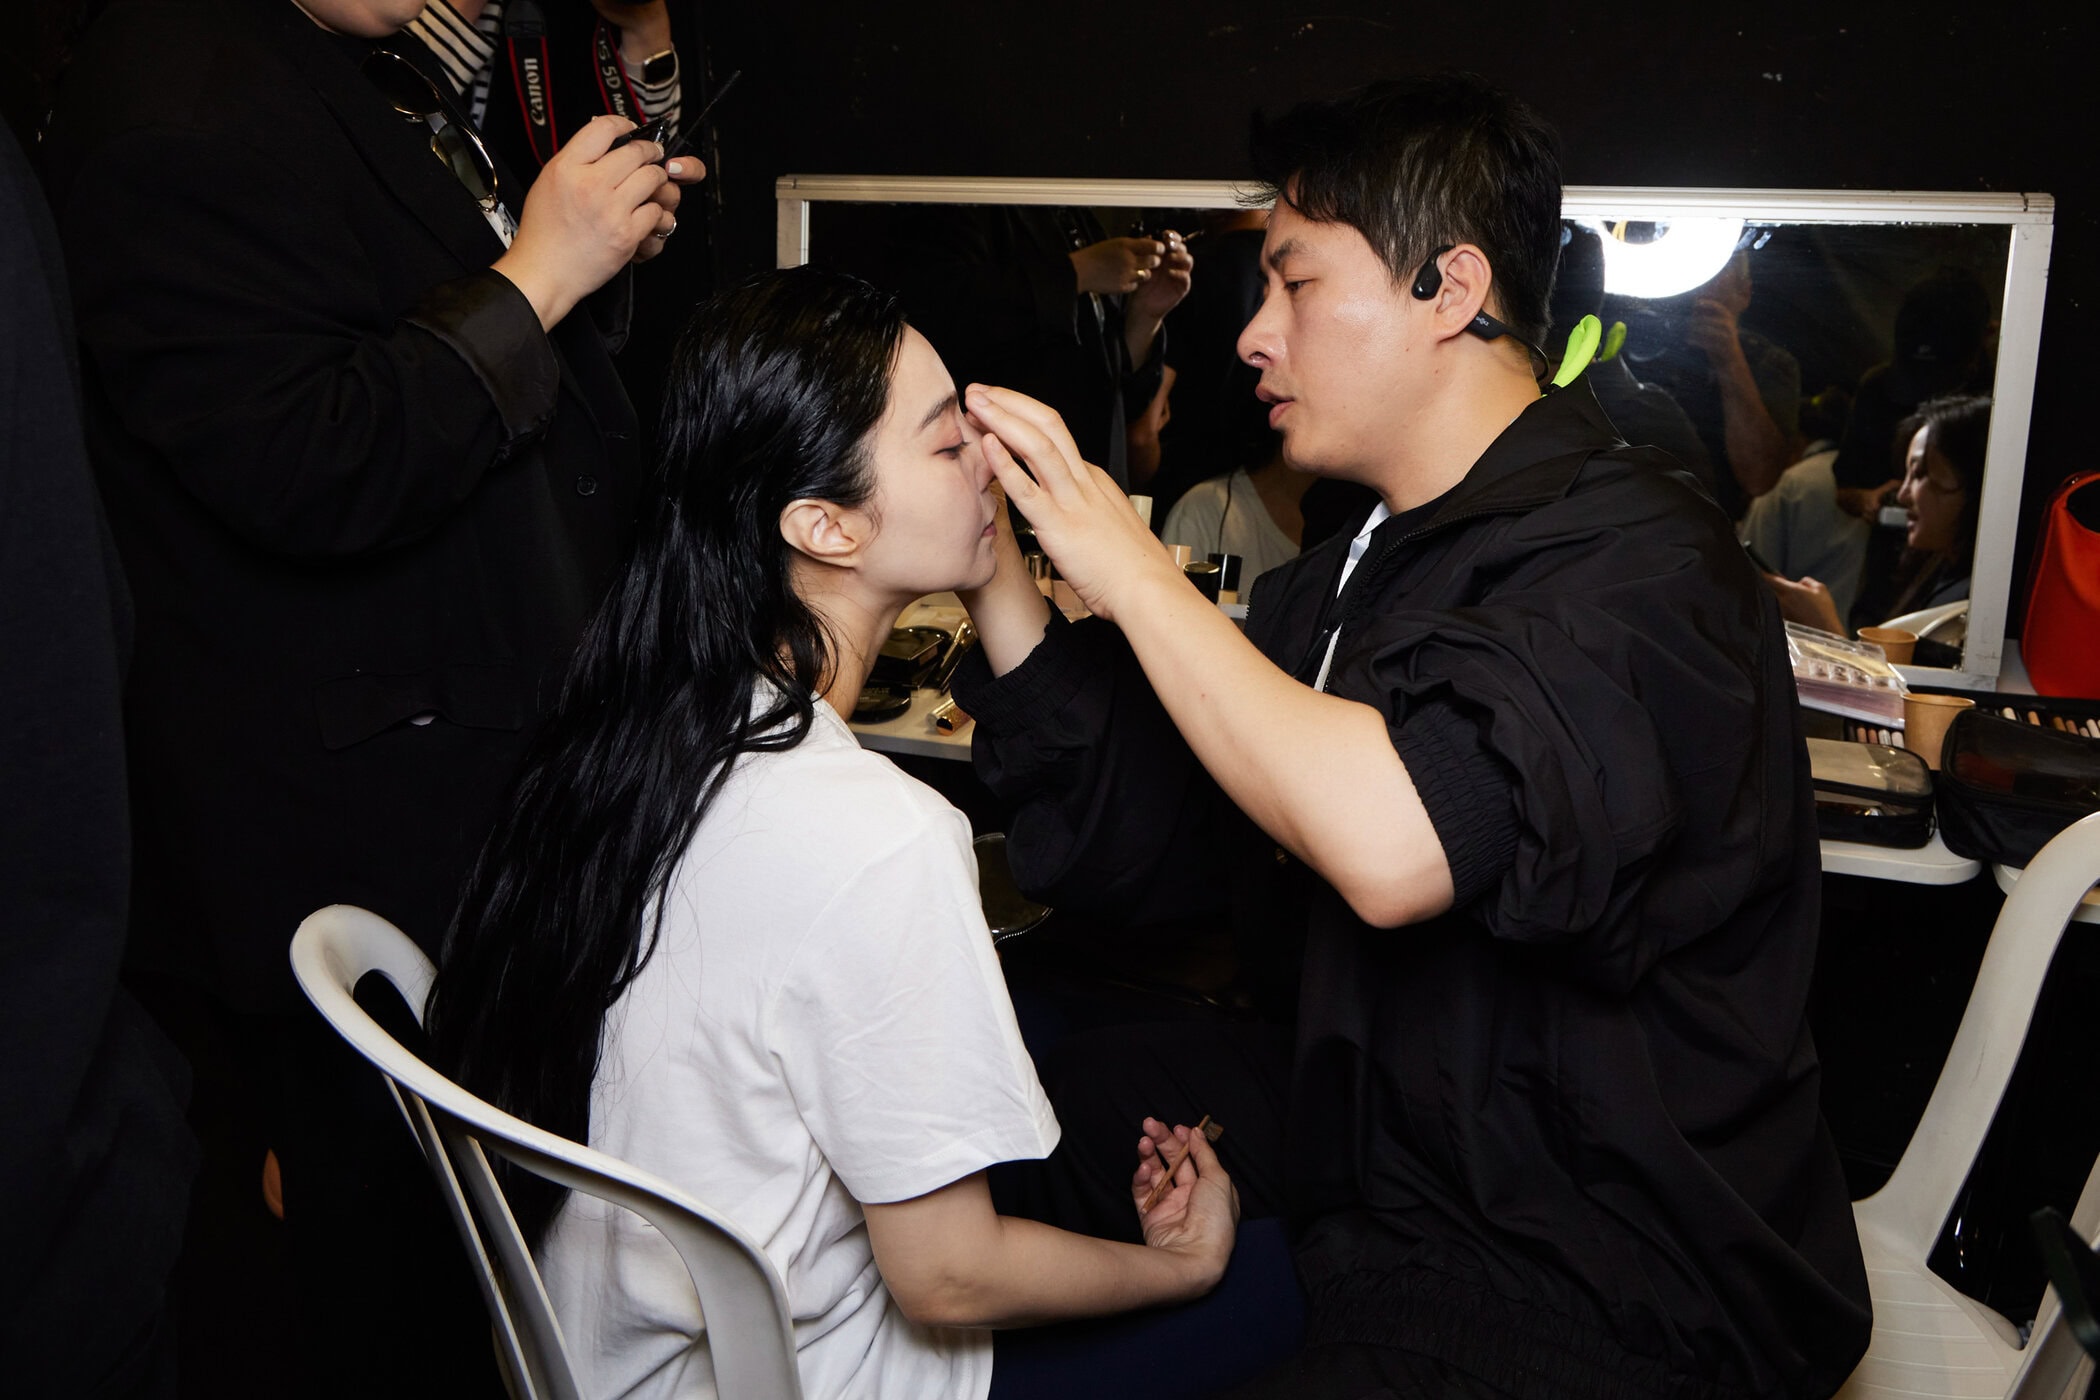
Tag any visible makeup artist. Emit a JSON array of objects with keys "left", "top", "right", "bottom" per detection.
[
  {"left": 40, "top": 0, "right": 697, "bottom": 1392},
  {"left": 953, "top": 75, "right": 1871, "bottom": 1399}
]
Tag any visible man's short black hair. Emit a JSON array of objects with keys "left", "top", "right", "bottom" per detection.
[{"left": 1252, "top": 73, "right": 1564, "bottom": 349}]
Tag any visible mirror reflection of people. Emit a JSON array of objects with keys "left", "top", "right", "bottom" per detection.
[
  {"left": 1154, "top": 207, "right": 1272, "bottom": 519},
  {"left": 1741, "top": 386, "right": 1871, "bottom": 622},
  {"left": 951, "top": 74, "right": 1869, "bottom": 1399},
  {"left": 1676, "top": 250, "right": 1803, "bottom": 514},
  {"left": 886, "top": 205, "right": 1193, "bottom": 490},
  {"left": 1125, "top": 363, "right": 1178, "bottom": 490},
  {"left": 428, "top": 268, "right": 1309, "bottom": 1400},
  {"left": 1547, "top": 224, "right": 1713, "bottom": 495},
  {"left": 1161, "top": 417, "right": 1308, "bottom": 591},
  {"left": 1830, "top": 267, "right": 1993, "bottom": 521},
  {"left": 1766, "top": 394, "right": 1991, "bottom": 640}
]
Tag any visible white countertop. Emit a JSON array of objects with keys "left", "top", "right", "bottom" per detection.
[{"left": 1819, "top": 830, "right": 1981, "bottom": 885}]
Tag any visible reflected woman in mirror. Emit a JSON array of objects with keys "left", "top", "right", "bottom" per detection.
[
  {"left": 425, "top": 266, "right": 1299, "bottom": 1399},
  {"left": 1765, "top": 394, "right": 1991, "bottom": 641}
]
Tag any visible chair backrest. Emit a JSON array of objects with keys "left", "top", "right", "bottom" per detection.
[
  {"left": 2007, "top": 1158, "right": 2100, "bottom": 1400},
  {"left": 290, "top": 905, "right": 804, "bottom": 1400},
  {"left": 1856, "top": 810, "right": 2100, "bottom": 1261}
]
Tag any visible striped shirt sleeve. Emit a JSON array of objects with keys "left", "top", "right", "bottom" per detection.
[{"left": 406, "top": 0, "right": 497, "bottom": 97}]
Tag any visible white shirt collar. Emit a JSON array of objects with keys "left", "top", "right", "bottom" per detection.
[{"left": 1335, "top": 502, "right": 1394, "bottom": 595}]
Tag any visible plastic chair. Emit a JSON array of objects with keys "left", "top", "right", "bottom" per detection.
[
  {"left": 289, "top": 905, "right": 804, "bottom": 1400},
  {"left": 2031, "top": 1206, "right": 2100, "bottom": 1398},
  {"left": 974, "top": 831, "right": 1052, "bottom": 944},
  {"left": 1836, "top": 810, "right": 2100, "bottom": 1399}
]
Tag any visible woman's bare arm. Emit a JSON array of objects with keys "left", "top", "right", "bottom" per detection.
[{"left": 861, "top": 1120, "right": 1235, "bottom": 1329}]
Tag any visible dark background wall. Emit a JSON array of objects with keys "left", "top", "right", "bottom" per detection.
[{"left": 10, "top": 1, "right": 2093, "bottom": 617}]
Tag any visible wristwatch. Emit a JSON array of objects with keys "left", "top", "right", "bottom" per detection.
[{"left": 640, "top": 47, "right": 678, "bottom": 85}]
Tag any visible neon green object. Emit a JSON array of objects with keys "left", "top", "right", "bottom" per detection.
[
  {"left": 1552, "top": 313, "right": 1602, "bottom": 389},
  {"left": 1600, "top": 319, "right": 1627, "bottom": 364}
]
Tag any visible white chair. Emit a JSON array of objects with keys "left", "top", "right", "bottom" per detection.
[
  {"left": 1837, "top": 810, "right": 2100, "bottom": 1399},
  {"left": 290, "top": 905, "right": 804, "bottom": 1400}
]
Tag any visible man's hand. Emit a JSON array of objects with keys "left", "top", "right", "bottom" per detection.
[
  {"left": 1070, "top": 236, "right": 1167, "bottom": 295},
  {"left": 1131, "top": 1117, "right": 1236, "bottom": 1285},
  {"left": 1686, "top": 295, "right": 1746, "bottom": 366},
  {"left": 965, "top": 383, "right": 1180, "bottom": 624},
  {"left": 493, "top": 115, "right": 671, "bottom": 328},
  {"left": 971, "top": 380, "right": 1456, "bottom": 929}
]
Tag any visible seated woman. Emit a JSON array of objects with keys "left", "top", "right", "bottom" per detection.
[
  {"left": 1765, "top": 394, "right": 1990, "bottom": 650},
  {"left": 425, "top": 266, "right": 1243, "bottom": 1400}
]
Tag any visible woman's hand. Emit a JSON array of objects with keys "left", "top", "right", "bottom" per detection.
[
  {"left": 1126, "top": 230, "right": 1194, "bottom": 326},
  {"left": 954, "top": 476, "right": 1053, "bottom": 676},
  {"left": 632, "top": 150, "right": 705, "bottom": 266},
  {"left": 1764, "top": 572, "right": 1846, "bottom": 635},
  {"left": 1132, "top": 1117, "right": 1237, "bottom": 1287},
  {"left": 1070, "top": 236, "right": 1165, "bottom": 295},
  {"left": 493, "top": 115, "right": 671, "bottom": 328},
  {"left": 1836, "top": 480, "right": 1897, "bottom": 522},
  {"left": 964, "top": 383, "right": 1181, "bottom": 624}
]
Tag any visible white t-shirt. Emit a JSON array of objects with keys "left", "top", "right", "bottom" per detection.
[
  {"left": 1160, "top": 470, "right": 1301, "bottom": 589},
  {"left": 1739, "top": 446, "right": 1870, "bottom": 622},
  {"left": 538, "top": 697, "right": 1061, "bottom": 1400}
]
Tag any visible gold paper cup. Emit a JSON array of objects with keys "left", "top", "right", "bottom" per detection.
[
  {"left": 1859, "top": 626, "right": 1918, "bottom": 665},
  {"left": 1903, "top": 692, "right": 1974, "bottom": 769}
]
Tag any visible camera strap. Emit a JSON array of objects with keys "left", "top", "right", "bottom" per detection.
[
  {"left": 503, "top": 32, "right": 560, "bottom": 166},
  {"left": 591, "top": 21, "right": 646, "bottom": 122},
  {"left": 500, "top": 1, "right": 650, "bottom": 169}
]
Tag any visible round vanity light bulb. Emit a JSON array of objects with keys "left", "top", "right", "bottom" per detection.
[{"left": 1581, "top": 217, "right": 1746, "bottom": 300}]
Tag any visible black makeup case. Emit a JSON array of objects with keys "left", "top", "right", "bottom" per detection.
[
  {"left": 869, "top": 626, "right": 949, "bottom": 690},
  {"left": 1937, "top": 710, "right": 2100, "bottom": 866},
  {"left": 1808, "top": 737, "right": 1936, "bottom": 848},
  {"left": 1805, "top": 738, "right": 1931, "bottom": 847}
]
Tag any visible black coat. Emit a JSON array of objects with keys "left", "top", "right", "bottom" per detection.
[
  {"left": 957, "top": 380, "right": 1871, "bottom": 1399},
  {"left": 43, "top": 0, "right": 642, "bottom": 1014},
  {"left": 0, "top": 123, "right": 195, "bottom": 1395}
]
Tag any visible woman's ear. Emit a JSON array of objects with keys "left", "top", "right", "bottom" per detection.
[{"left": 779, "top": 497, "right": 871, "bottom": 567}]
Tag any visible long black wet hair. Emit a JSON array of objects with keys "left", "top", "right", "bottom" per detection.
[{"left": 426, "top": 265, "right": 908, "bottom": 1244}]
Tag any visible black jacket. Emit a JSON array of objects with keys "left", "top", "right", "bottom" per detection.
[
  {"left": 957, "top": 380, "right": 1870, "bottom": 1399},
  {"left": 43, "top": 0, "right": 641, "bottom": 1013},
  {"left": 0, "top": 121, "right": 195, "bottom": 1398}
]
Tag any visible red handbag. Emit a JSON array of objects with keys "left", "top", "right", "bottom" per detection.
[{"left": 2022, "top": 471, "right": 2100, "bottom": 697}]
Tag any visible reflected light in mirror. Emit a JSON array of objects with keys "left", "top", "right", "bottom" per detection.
[{"left": 1581, "top": 217, "right": 1745, "bottom": 299}]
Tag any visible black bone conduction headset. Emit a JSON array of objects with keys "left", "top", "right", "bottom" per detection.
[{"left": 1411, "top": 243, "right": 1554, "bottom": 386}]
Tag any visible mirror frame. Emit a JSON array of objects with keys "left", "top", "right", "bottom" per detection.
[{"left": 777, "top": 176, "right": 2054, "bottom": 688}]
